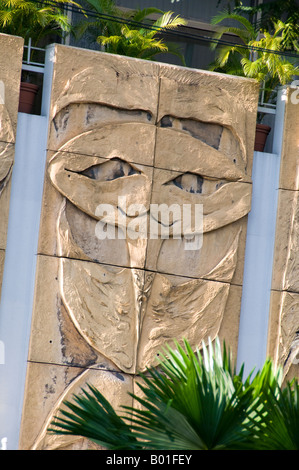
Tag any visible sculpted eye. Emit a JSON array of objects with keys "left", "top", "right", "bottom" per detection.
[
  {"left": 181, "top": 119, "right": 223, "bottom": 150},
  {"left": 79, "top": 157, "right": 140, "bottom": 181},
  {"left": 168, "top": 172, "right": 226, "bottom": 195},
  {"left": 171, "top": 173, "right": 204, "bottom": 194}
]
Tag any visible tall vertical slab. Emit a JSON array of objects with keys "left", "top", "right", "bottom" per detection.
[
  {"left": 268, "top": 86, "right": 299, "bottom": 382},
  {"left": 0, "top": 34, "right": 24, "bottom": 296},
  {"left": 19, "top": 45, "right": 259, "bottom": 449}
]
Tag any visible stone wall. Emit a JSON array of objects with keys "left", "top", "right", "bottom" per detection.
[
  {"left": 268, "top": 86, "right": 299, "bottom": 382},
  {"left": 17, "top": 44, "right": 259, "bottom": 449},
  {"left": 0, "top": 34, "right": 23, "bottom": 297}
]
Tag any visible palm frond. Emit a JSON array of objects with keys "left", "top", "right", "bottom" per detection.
[
  {"left": 152, "top": 11, "right": 187, "bottom": 31},
  {"left": 49, "top": 336, "right": 299, "bottom": 450},
  {"left": 82, "top": 2, "right": 186, "bottom": 63},
  {"left": 252, "top": 380, "right": 299, "bottom": 450},
  {"left": 211, "top": 10, "right": 256, "bottom": 37},
  {"left": 131, "top": 8, "right": 164, "bottom": 24},
  {"left": 48, "top": 384, "right": 140, "bottom": 450},
  {"left": 49, "top": 337, "right": 266, "bottom": 450},
  {"left": 0, "top": 0, "right": 74, "bottom": 44}
]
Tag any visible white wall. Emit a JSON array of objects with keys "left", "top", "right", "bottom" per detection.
[
  {"left": 237, "top": 88, "right": 287, "bottom": 376},
  {"left": 0, "top": 45, "right": 54, "bottom": 450},
  {"left": 0, "top": 113, "right": 48, "bottom": 449}
]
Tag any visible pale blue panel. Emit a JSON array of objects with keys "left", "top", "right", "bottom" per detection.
[
  {"left": 237, "top": 151, "right": 280, "bottom": 377},
  {"left": 0, "top": 113, "right": 48, "bottom": 449},
  {"left": 237, "top": 88, "right": 286, "bottom": 377}
]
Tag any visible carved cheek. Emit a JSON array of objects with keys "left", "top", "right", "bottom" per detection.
[
  {"left": 48, "top": 153, "right": 152, "bottom": 220},
  {"left": 152, "top": 177, "right": 252, "bottom": 233}
]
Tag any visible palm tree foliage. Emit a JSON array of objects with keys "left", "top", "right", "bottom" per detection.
[
  {"left": 210, "top": 11, "right": 298, "bottom": 116},
  {"left": 75, "top": 1, "right": 187, "bottom": 63},
  {"left": 217, "top": 0, "right": 299, "bottom": 51},
  {"left": 0, "top": 0, "right": 80, "bottom": 46},
  {"left": 210, "top": 12, "right": 298, "bottom": 82},
  {"left": 210, "top": 11, "right": 299, "bottom": 122},
  {"left": 233, "top": 0, "right": 299, "bottom": 52},
  {"left": 48, "top": 337, "right": 299, "bottom": 450}
]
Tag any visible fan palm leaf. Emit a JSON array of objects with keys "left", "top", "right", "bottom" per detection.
[
  {"left": 126, "top": 339, "right": 254, "bottom": 450},
  {"left": 249, "top": 377, "right": 299, "bottom": 450},
  {"left": 49, "top": 383, "right": 140, "bottom": 450},
  {"left": 48, "top": 337, "right": 291, "bottom": 450}
]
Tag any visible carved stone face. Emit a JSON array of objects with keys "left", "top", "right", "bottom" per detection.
[
  {"left": 47, "top": 69, "right": 253, "bottom": 374},
  {"left": 23, "top": 49, "right": 260, "bottom": 451}
]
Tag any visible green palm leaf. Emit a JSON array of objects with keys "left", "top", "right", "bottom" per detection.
[
  {"left": 131, "top": 7, "right": 164, "bottom": 24},
  {"left": 49, "top": 337, "right": 288, "bottom": 450},
  {"left": 79, "top": 2, "right": 186, "bottom": 63},
  {"left": 49, "top": 383, "right": 140, "bottom": 450},
  {"left": 210, "top": 9, "right": 298, "bottom": 101},
  {"left": 211, "top": 10, "right": 256, "bottom": 37},
  {"left": 0, "top": 0, "right": 81, "bottom": 45},
  {"left": 252, "top": 380, "right": 299, "bottom": 450}
]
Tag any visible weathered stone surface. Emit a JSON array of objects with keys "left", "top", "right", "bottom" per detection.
[
  {"left": 0, "top": 175, "right": 12, "bottom": 250},
  {"left": 0, "top": 34, "right": 23, "bottom": 298},
  {"left": 278, "top": 87, "right": 299, "bottom": 191},
  {"left": 137, "top": 271, "right": 230, "bottom": 372},
  {"left": 48, "top": 45, "right": 159, "bottom": 152},
  {"left": 0, "top": 34, "right": 23, "bottom": 142},
  {"left": 267, "top": 290, "right": 282, "bottom": 361},
  {"left": 0, "top": 142, "right": 14, "bottom": 249},
  {"left": 0, "top": 249, "right": 4, "bottom": 298},
  {"left": 268, "top": 86, "right": 299, "bottom": 379},
  {"left": 271, "top": 189, "right": 296, "bottom": 292},
  {"left": 155, "top": 126, "right": 251, "bottom": 182},
  {"left": 19, "top": 362, "right": 133, "bottom": 450},
  {"left": 218, "top": 284, "right": 243, "bottom": 360},
  {"left": 28, "top": 255, "right": 239, "bottom": 375},
  {"left": 156, "top": 74, "right": 258, "bottom": 179},
  {"left": 269, "top": 291, "right": 299, "bottom": 378},
  {"left": 20, "top": 45, "right": 259, "bottom": 449},
  {"left": 54, "top": 117, "right": 157, "bottom": 167},
  {"left": 278, "top": 191, "right": 299, "bottom": 294}
]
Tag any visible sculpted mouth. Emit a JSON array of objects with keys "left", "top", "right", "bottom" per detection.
[
  {"left": 149, "top": 214, "right": 180, "bottom": 227},
  {"left": 116, "top": 203, "right": 148, "bottom": 219}
]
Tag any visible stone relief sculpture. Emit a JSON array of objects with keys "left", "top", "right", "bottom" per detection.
[
  {"left": 270, "top": 184, "right": 299, "bottom": 379},
  {"left": 0, "top": 103, "right": 15, "bottom": 202},
  {"left": 0, "top": 34, "right": 24, "bottom": 294},
  {"left": 0, "top": 140, "right": 14, "bottom": 198},
  {"left": 0, "top": 121, "right": 14, "bottom": 294},
  {"left": 267, "top": 88, "right": 299, "bottom": 382},
  {"left": 19, "top": 46, "right": 258, "bottom": 449}
]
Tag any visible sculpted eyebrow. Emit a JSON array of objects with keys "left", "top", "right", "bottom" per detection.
[
  {"left": 159, "top": 115, "right": 223, "bottom": 150},
  {"left": 53, "top": 103, "right": 154, "bottom": 136}
]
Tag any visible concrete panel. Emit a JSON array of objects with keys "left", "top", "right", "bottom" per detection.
[{"left": 19, "top": 45, "right": 259, "bottom": 449}]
